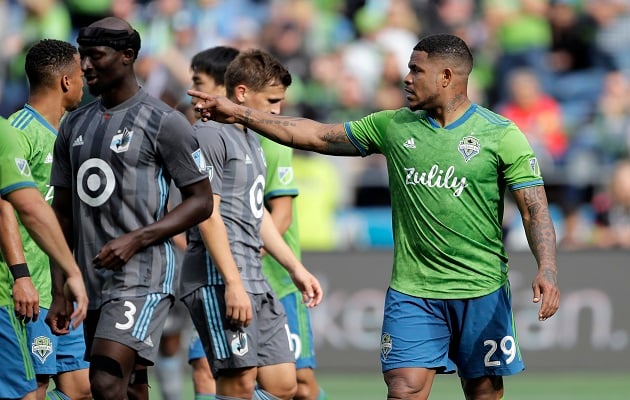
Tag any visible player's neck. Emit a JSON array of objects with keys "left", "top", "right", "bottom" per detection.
[
  {"left": 429, "top": 95, "right": 471, "bottom": 127},
  {"left": 100, "top": 77, "right": 140, "bottom": 109},
  {"left": 27, "top": 91, "right": 65, "bottom": 131}
]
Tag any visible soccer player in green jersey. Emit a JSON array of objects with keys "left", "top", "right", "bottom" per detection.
[
  {"left": 190, "top": 33, "right": 561, "bottom": 400},
  {"left": 0, "top": 117, "right": 88, "bottom": 400},
  {"left": 4, "top": 38, "right": 90, "bottom": 400}
]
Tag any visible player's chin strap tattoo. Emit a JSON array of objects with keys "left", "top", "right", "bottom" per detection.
[{"left": 77, "top": 27, "right": 141, "bottom": 59}]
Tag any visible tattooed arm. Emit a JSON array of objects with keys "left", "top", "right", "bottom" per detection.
[
  {"left": 512, "top": 185, "right": 560, "bottom": 320},
  {"left": 188, "top": 90, "right": 361, "bottom": 156}
]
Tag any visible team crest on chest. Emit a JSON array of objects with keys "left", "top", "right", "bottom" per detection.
[
  {"left": 458, "top": 135, "right": 480, "bottom": 162},
  {"left": 110, "top": 127, "right": 134, "bottom": 153}
]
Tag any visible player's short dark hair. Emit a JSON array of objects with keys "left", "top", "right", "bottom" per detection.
[
  {"left": 190, "top": 46, "right": 240, "bottom": 86},
  {"left": 25, "top": 39, "right": 78, "bottom": 90},
  {"left": 225, "top": 49, "right": 292, "bottom": 98},
  {"left": 413, "top": 34, "right": 473, "bottom": 75}
]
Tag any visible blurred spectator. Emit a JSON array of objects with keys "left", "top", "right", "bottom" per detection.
[
  {"left": 0, "top": 0, "right": 24, "bottom": 115},
  {"left": 591, "top": 159, "right": 630, "bottom": 248},
  {"left": 547, "top": 0, "right": 612, "bottom": 129},
  {"left": 498, "top": 67, "right": 585, "bottom": 248},
  {"left": 483, "top": 0, "right": 553, "bottom": 106},
  {"left": 499, "top": 67, "right": 568, "bottom": 168},
  {"left": 135, "top": 0, "right": 194, "bottom": 106},
  {"left": 585, "top": 0, "right": 630, "bottom": 77},
  {"left": 2, "top": 0, "right": 71, "bottom": 115},
  {"left": 65, "top": 0, "right": 113, "bottom": 35}
]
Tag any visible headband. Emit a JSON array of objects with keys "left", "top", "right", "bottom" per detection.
[{"left": 77, "top": 27, "right": 141, "bottom": 56}]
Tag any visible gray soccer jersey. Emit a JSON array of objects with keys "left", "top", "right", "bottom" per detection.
[
  {"left": 180, "top": 121, "right": 270, "bottom": 297},
  {"left": 50, "top": 89, "right": 207, "bottom": 308}
]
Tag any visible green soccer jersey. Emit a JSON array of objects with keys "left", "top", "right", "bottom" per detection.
[
  {"left": 0, "top": 116, "right": 37, "bottom": 307},
  {"left": 345, "top": 104, "right": 544, "bottom": 299},
  {"left": 1, "top": 106, "right": 58, "bottom": 308},
  {"left": 259, "top": 135, "right": 301, "bottom": 299}
]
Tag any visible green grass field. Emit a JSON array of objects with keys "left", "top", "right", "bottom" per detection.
[{"left": 149, "top": 370, "right": 630, "bottom": 399}]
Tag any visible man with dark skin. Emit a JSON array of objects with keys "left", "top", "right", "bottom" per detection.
[
  {"left": 47, "top": 16, "right": 213, "bottom": 400},
  {"left": 190, "top": 33, "right": 560, "bottom": 400}
]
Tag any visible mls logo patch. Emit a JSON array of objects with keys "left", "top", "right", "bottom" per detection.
[
  {"left": 529, "top": 157, "right": 541, "bottom": 176},
  {"left": 192, "top": 149, "right": 213, "bottom": 181},
  {"left": 32, "top": 336, "right": 53, "bottom": 363},
  {"left": 380, "top": 333, "right": 392, "bottom": 361},
  {"left": 278, "top": 167, "right": 294, "bottom": 185},
  {"left": 458, "top": 136, "right": 480, "bottom": 162},
  {"left": 110, "top": 127, "right": 133, "bottom": 153},
  {"left": 14, "top": 158, "right": 31, "bottom": 177},
  {"left": 231, "top": 332, "right": 249, "bottom": 357}
]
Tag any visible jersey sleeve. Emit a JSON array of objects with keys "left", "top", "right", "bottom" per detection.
[
  {"left": 0, "top": 120, "right": 36, "bottom": 196},
  {"left": 157, "top": 111, "right": 208, "bottom": 188},
  {"left": 193, "top": 122, "right": 226, "bottom": 196},
  {"left": 343, "top": 110, "right": 396, "bottom": 156},
  {"left": 260, "top": 138, "right": 298, "bottom": 202},
  {"left": 498, "top": 123, "right": 545, "bottom": 191}
]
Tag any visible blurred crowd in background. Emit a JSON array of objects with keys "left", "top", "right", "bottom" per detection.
[{"left": 2, "top": 0, "right": 630, "bottom": 252}]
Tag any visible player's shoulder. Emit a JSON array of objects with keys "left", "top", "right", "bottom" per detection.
[
  {"left": 140, "top": 91, "right": 177, "bottom": 114},
  {"left": 471, "top": 104, "right": 513, "bottom": 128}
]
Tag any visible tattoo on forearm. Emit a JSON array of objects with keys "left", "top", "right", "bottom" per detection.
[{"left": 522, "top": 186, "right": 556, "bottom": 262}]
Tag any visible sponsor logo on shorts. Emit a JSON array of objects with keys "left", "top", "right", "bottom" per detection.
[
  {"left": 380, "top": 333, "right": 392, "bottom": 361},
  {"left": 32, "top": 336, "right": 53, "bottom": 363}
]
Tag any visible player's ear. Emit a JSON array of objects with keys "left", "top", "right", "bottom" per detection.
[
  {"left": 234, "top": 84, "right": 248, "bottom": 103},
  {"left": 441, "top": 68, "right": 453, "bottom": 88},
  {"left": 61, "top": 74, "right": 71, "bottom": 93},
  {"left": 121, "top": 48, "right": 136, "bottom": 65}
]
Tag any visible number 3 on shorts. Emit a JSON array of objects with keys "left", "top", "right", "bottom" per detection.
[
  {"left": 483, "top": 336, "right": 516, "bottom": 367},
  {"left": 115, "top": 301, "right": 137, "bottom": 330}
]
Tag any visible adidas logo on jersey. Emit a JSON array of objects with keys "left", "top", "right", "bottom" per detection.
[
  {"left": 44, "top": 153, "right": 53, "bottom": 164},
  {"left": 143, "top": 336, "right": 154, "bottom": 347},
  {"left": 403, "top": 138, "right": 416, "bottom": 149},
  {"left": 72, "top": 135, "right": 84, "bottom": 147},
  {"left": 244, "top": 154, "right": 252, "bottom": 164}
]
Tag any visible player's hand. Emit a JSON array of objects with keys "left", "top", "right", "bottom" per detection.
[
  {"left": 532, "top": 267, "right": 560, "bottom": 321},
  {"left": 45, "top": 292, "right": 71, "bottom": 335},
  {"left": 187, "top": 91, "right": 239, "bottom": 124},
  {"left": 93, "top": 232, "right": 142, "bottom": 271},
  {"left": 290, "top": 265, "right": 323, "bottom": 308},
  {"left": 63, "top": 274, "right": 88, "bottom": 330},
  {"left": 224, "top": 282, "right": 253, "bottom": 328},
  {"left": 12, "top": 277, "right": 39, "bottom": 323}
]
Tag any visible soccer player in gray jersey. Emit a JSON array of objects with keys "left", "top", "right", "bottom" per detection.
[
  {"left": 47, "top": 17, "right": 213, "bottom": 400},
  {"left": 180, "top": 49, "right": 323, "bottom": 400},
  {"left": 191, "top": 34, "right": 561, "bottom": 400}
]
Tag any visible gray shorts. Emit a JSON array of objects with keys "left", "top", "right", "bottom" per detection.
[
  {"left": 182, "top": 286, "right": 294, "bottom": 376},
  {"left": 85, "top": 294, "right": 173, "bottom": 365}
]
